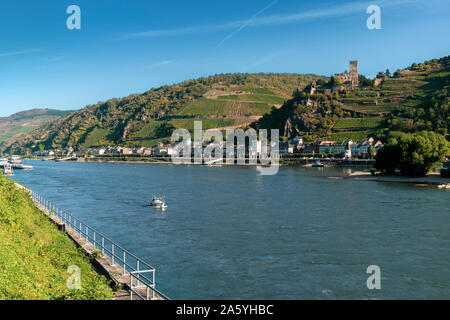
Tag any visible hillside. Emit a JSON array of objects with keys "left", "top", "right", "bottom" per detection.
[
  {"left": 3, "top": 56, "right": 448, "bottom": 154},
  {"left": 0, "top": 109, "right": 71, "bottom": 150},
  {"left": 2, "top": 73, "right": 325, "bottom": 154},
  {"left": 252, "top": 55, "right": 450, "bottom": 143},
  {"left": 0, "top": 175, "right": 112, "bottom": 299}
]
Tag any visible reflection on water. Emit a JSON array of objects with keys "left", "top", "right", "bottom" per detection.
[{"left": 13, "top": 160, "right": 450, "bottom": 299}]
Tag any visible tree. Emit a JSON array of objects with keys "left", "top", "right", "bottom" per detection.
[
  {"left": 359, "top": 75, "right": 375, "bottom": 87},
  {"left": 368, "top": 145, "right": 376, "bottom": 159},
  {"left": 385, "top": 69, "right": 391, "bottom": 78},
  {"left": 333, "top": 77, "right": 342, "bottom": 85},
  {"left": 375, "top": 131, "right": 450, "bottom": 177},
  {"left": 374, "top": 144, "right": 403, "bottom": 174},
  {"left": 316, "top": 79, "right": 326, "bottom": 86},
  {"left": 155, "top": 121, "right": 176, "bottom": 138}
]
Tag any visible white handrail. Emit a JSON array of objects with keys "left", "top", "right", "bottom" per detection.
[{"left": 30, "top": 190, "right": 170, "bottom": 300}]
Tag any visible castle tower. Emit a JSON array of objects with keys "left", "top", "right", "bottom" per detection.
[{"left": 349, "top": 60, "right": 358, "bottom": 88}]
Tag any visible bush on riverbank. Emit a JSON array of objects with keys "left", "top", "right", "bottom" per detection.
[
  {"left": 0, "top": 174, "right": 113, "bottom": 300},
  {"left": 375, "top": 131, "right": 449, "bottom": 177}
]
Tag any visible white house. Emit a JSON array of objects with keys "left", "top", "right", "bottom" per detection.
[{"left": 94, "top": 148, "right": 105, "bottom": 155}]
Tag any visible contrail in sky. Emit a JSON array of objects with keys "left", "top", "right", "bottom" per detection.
[
  {"left": 117, "top": 0, "right": 431, "bottom": 40},
  {"left": 217, "top": 0, "right": 278, "bottom": 47},
  {"left": 0, "top": 49, "right": 40, "bottom": 58}
]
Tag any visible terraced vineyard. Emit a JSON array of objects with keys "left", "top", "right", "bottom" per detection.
[
  {"left": 253, "top": 56, "right": 449, "bottom": 143},
  {"left": 3, "top": 73, "right": 325, "bottom": 154},
  {"left": 330, "top": 58, "right": 449, "bottom": 141},
  {"left": 336, "top": 70, "right": 447, "bottom": 117},
  {"left": 327, "top": 117, "right": 383, "bottom": 142},
  {"left": 333, "top": 118, "right": 384, "bottom": 130},
  {"left": 178, "top": 98, "right": 272, "bottom": 117},
  {"left": 329, "top": 130, "right": 377, "bottom": 142},
  {"left": 128, "top": 118, "right": 252, "bottom": 147},
  {"left": 126, "top": 85, "right": 294, "bottom": 146}
]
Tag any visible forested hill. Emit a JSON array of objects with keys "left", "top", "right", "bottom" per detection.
[
  {"left": 0, "top": 109, "right": 71, "bottom": 149},
  {"left": 252, "top": 55, "right": 449, "bottom": 143},
  {"left": 3, "top": 55, "right": 448, "bottom": 155},
  {"left": 2, "top": 73, "right": 325, "bottom": 154}
]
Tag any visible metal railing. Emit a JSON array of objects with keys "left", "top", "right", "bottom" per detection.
[{"left": 30, "top": 190, "right": 170, "bottom": 300}]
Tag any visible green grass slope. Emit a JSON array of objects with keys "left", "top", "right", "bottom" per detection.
[{"left": 0, "top": 175, "right": 112, "bottom": 300}]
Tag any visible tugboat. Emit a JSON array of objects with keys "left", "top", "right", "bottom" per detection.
[{"left": 150, "top": 194, "right": 167, "bottom": 209}]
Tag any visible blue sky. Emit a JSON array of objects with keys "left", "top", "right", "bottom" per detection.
[{"left": 0, "top": 0, "right": 449, "bottom": 116}]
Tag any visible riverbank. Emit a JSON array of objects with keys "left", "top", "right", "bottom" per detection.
[
  {"left": 0, "top": 174, "right": 113, "bottom": 300},
  {"left": 330, "top": 171, "right": 450, "bottom": 187},
  {"left": 33, "top": 156, "right": 377, "bottom": 168}
]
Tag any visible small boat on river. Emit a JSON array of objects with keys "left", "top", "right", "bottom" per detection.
[
  {"left": 312, "top": 161, "right": 325, "bottom": 168},
  {"left": 55, "top": 156, "right": 78, "bottom": 162},
  {"left": 151, "top": 194, "right": 167, "bottom": 209},
  {"left": 12, "top": 163, "right": 33, "bottom": 170}
]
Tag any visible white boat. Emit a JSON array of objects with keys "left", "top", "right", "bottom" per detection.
[
  {"left": 8, "top": 155, "right": 22, "bottom": 164},
  {"left": 12, "top": 163, "right": 33, "bottom": 170},
  {"left": 55, "top": 156, "right": 78, "bottom": 162},
  {"left": 204, "top": 158, "right": 223, "bottom": 166},
  {"left": 312, "top": 161, "right": 324, "bottom": 168},
  {"left": 437, "top": 184, "right": 450, "bottom": 190},
  {"left": 0, "top": 158, "right": 8, "bottom": 167},
  {"left": 150, "top": 194, "right": 167, "bottom": 209},
  {"left": 3, "top": 164, "right": 14, "bottom": 176}
]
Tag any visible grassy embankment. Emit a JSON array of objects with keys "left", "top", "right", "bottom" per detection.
[{"left": 0, "top": 174, "right": 112, "bottom": 300}]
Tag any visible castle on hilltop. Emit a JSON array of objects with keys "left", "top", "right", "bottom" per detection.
[{"left": 335, "top": 60, "right": 359, "bottom": 89}]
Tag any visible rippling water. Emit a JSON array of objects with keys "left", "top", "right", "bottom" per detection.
[{"left": 12, "top": 160, "right": 450, "bottom": 299}]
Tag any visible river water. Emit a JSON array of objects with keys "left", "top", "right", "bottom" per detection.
[{"left": 12, "top": 160, "right": 450, "bottom": 299}]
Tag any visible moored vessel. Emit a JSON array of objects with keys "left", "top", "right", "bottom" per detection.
[
  {"left": 8, "top": 155, "right": 22, "bottom": 164},
  {"left": 312, "top": 161, "right": 325, "bottom": 168}
]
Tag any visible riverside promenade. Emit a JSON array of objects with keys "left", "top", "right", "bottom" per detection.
[{"left": 16, "top": 182, "right": 168, "bottom": 300}]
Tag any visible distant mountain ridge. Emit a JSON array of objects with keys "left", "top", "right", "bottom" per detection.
[{"left": 0, "top": 108, "right": 72, "bottom": 150}]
